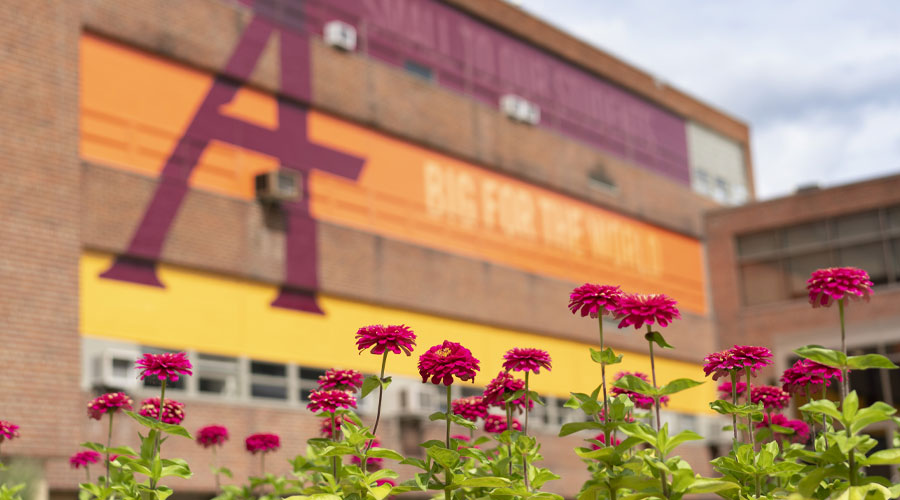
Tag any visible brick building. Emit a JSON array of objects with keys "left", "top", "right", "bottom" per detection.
[{"left": 0, "top": 0, "right": 753, "bottom": 498}]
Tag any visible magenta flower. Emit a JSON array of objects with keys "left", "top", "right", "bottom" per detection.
[
  {"left": 755, "top": 414, "right": 810, "bottom": 443},
  {"left": 318, "top": 369, "right": 364, "bottom": 391},
  {"left": 614, "top": 293, "right": 681, "bottom": 329},
  {"left": 807, "top": 267, "right": 873, "bottom": 308},
  {"left": 569, "top": 284, "right": 623, "bottom": 318},
  {"left": 320, "top": 414, "right": 354, "bottom": 439},
  {"left": 503, "top": 348, "right": 552, "bottom": 374},
  {"left": 351, "top": 438, "right": 382, "bottom": 467},
  {"left": 135, "top": 352, "right": 193, "bottom": 382},
  {"left": 611, "top": 371, "right": 669, "bottom": 410},
  {"left": 716, "top": 381, "right": 748, "bottom": 400},
  {"left": 139, "top": 397, "right": 186, "bottom": 425},
  {"left": 69, "top": 450, "right": 102, "bottom": 469},
  {"left": 452, "top": 396, "right": 489, "bottom": 421},
  {"left": 196, "top": 425, "right": 229, "bottom": 448},
  {"left": 375, "top": 478, "right": 397, "bottom": 487},
  {"left": 0, "top": 421, "right": 19, "bottom": 442},
  {"left": 781, "top": 358, "right": 843, "bottom": 396},
  {"left": 87, "top": 392, "right": 133, "bottom": 420},
  {"left": 245, "top": 433, "right": 280, "bottom": 454},
  {"left": 591, "top": 432, "right": 622, "bottom": 449},
  {"left": 484, "top": 414, "right": 521, "bottom": 434},
  {"left": 482, "top": 371, "right": 532, "bottom": 412},
  {"left": 417, "top": 341, "right": 480, "bottom": 386},
  {"left": 751, "top": 385, "right": 790, "bottom": 411},
  {"left": 307, "top": 389, "right": 357, "bottom": 413},
  {"left": 703, "top": 345, "right": 773, "bottom": 380},
  {"left": 355, "top": 324, "right": 417, "bottom": 356}
]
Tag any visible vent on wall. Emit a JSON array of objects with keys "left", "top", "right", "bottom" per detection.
[
  {"left": 323, "top": 20, "right": 357, "bottom": 51},
  {"left": 588, "top": 165, "right": 616, "bottom": 191},
  {"left": 499, "top": 94, "right": 540, "bottom": 125}
]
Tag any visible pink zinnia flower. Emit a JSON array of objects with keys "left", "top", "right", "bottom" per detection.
[
  {"left": 245, "top": 433, "right": 280, "bottom": 454},
  {"left": 355, "top": 324, "right": 417, "bottom": 356},
  {"left": 196, "top": 425, "right": 229, "bottom": 448},
  {"left": 306, "top": 389, "right": 357, "bottom": 413},
  {"left": 611, "top": 371, "right": 668, "bottom": 410},
  {"left": 615, "top": 293, "right": 680, "bottom": 329},
  {"left": 781, "top": 358, "right": 843, "bottom": 396},
  {"left": 502, "top": 348, "right": 552, "bottom": 374},
  {"left": 375, "top": 478, "right": 397, "bottom": 487},
  {"left": 135, "top": 352, "right": 193, "bottom": 382},
  {"left": 139, "top": 397, "right": 186, "bottom": 425},
  {"left": 417, "top": 341, "right": 480, "bottom": 386},
  {"left": 484, "top": 414, "right": 521, "bottom": 434},
  {"left": 69, "top": 450, "right": 102, "bottom": 469},
  {"left": 755, "top": 414, "right": 810, "bottom": 443},
  {"left": 807, "top": 267, "right": 873, "bottom": 308},
  {"left": 452, "top": 396, "right": 489, "bottom": 421},
  {"left": 351, "top": 438, "right": 382, "bottom": 467},
  {"left": 87, "top": 392, "right": 133, "bottom": 420},
  {"left": 590, "top": 433, "right": 621, "bottom": 449},
  {"left": 568, "top": 284, "right": 623, "bottom": 318},
  {"left": 320, "top": 414, "right": 354, "bottom": 439},
  {"left": 0, "top": 421, "right": 19, "bottom": 442},
  {"left": 482, "top": 371, "right": 532, "bottom": 412},
  {"left": 751, "top": 385, "right": 790, "bottom": 411},
  {"left": 716, "top": 381, "right": 748, "bottom": 400},
  {"left": 703, "top": 345, "right": 773, "bottom": 380},
  {"left": 318, "top": 369, "right": 364, "bottom": 391}
]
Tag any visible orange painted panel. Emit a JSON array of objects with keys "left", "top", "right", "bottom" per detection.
[{"left": 79, "top": 34, "right": 708, "bottom": 314}]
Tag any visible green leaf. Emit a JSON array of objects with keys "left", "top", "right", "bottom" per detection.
[
  {"left": 428, "top": 412, "right": 447, "bottom": 422},
  {"left": 795, "top": 345, "right": 846, "bottom": 368},
  {"left": 613, "top": 374, "right": 657, "bottom": 396},
  {"left": 558, "top": 421, "right": 604, "bottom": 437},
  {"left": 367, "top": 448, "right": 405, "bottom": 461},
  {"left": 644, "top": 331, "right": 673, "bottom": 349},
  {"left": 426, "top": 445, "right": 460, "bottom": 468},
  {"left": 590, "top": 347, "right": 623, "bottom": 365},
  {"left": 847, "top": 354, "right": 899, "bottom": 370},
  {"left": 843, "top": 391, "right": 860, "bottom": 421},
  {"left": 710, "top": 400, "right": 764, "bottom": 416},
  {"left": 158, "top": 422, "right": 192, "bottom": 439},
  {"left": 800, "top": 399, "right": 843, "bottom": 420},
  {"left": 361, "top": 375, "right": 382, "bottom": 398},
  {"left": 850, "top": 402, "right": 896, "bottom": 434},
  {"left": 862, "top": 449, "right": 900, "bottom": 466},
  {"left": 458, "top": 477, "right": 510, "bottom": 488},
  {"left": 661, "top": 430, "right": 703, "bottom": 456},
  {"left": 449, "top": 414, "right": 477, "bottom": 429},
  {"left": 658, "top": 378, "right": 704, "bottom": 396},
  {"left": 685, "top": 479, "right": 740, "bottom": 494}
]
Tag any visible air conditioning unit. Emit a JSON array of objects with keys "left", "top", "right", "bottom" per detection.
[
  {"left": 499, "top": 94, "right": 540, "bottom": 125},
  {"left": 323, "top": 20, "right": 357, "bottom": 51},
  {"left": 382, "top": 379, "right": 441, "bottom": 417},
  {"left": 91, "top": 348, "right": 141, "bottom": 390},
  {"left": 255, "top": 170, "right": 301, "bottom": 203}
]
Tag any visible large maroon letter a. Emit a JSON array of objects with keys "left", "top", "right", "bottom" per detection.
[{"left": 100, "top": 16, "right": 364, "bottom": 314}]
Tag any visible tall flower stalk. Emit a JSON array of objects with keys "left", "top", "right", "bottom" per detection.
[
  {"left": 503, "top": 347, "right": 551, "bottom": 492},
  {"left": 88, "top": 392, "right": 132, "bottom": 487},
  {"left": 196, "top": 425, "right": 229, "bottom": 491}
]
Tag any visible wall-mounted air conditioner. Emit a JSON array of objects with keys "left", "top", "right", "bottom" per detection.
[
  {"left": 91, "top": 347, "right": 141, "bottom": 390},
  {"left": 255, "top": 170, "right": 301, "bottom": 203},
  {"left": 499, "top": 94, "right": 540, "bottom": 125},
  {"left": 324, "top": 20, "right": 357, "bottom": 52},
  {"left": 381, "top": 379, "right": 441, "bottom": 417}
]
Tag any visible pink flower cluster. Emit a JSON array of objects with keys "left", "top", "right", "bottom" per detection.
[
  {"left": 611, "top": 372, "right": 669, "bottom": 410},
  {"left": 307, "top": 389, "right": 357, "bottom": 414},
  {"left": 135, "top": 352, "right": 193, "bottom": 382},
  {"left": 716, "top": 381, "right": 748, "bottom": 400},
  {"left": 87, "top": 392, "right": 133, "bottom": 420},
  {"left": 452, "top": 396, "right": 489, "bottom": 421},
  {"left": 503, "top": 348, "right": 552, "bottom": 374},
  {"left": 591, "top": 433, "right": 621, "bottom": 449},
  {"left": 196, "top": 425, "right": 229, "bottom": 448},
  {"left": 355, "top": 324, "right": 417, "bottom": 356},
  {"left": 750, "top": 385, "right": 790, "bottom": 411},
  {"left": 139, "top": 397, "right": 185, "bottom": 425},
  {"left": 756, "top": 414, "right": 810, "bottom": 443},
  {"left": 807, "top": 267, "right": 873, "bottom": 308},
  {"left": 568, "top": 284, "right": 681, "bottom": 330},
  {"left": 568, "top": 284, "right": 623, "bottom": 318},
  {"left": 418, "top": 340, "right": 480, "bottom": 386},
  {"left": 0, "top": 421, "right": 19, "bottom": 442},
  {"left": 350, "top": 438, "right": 382, "bottom": 467},
  {"left": 320, "top": 414, "right": 354, "bottom": 439},
  {"left": 781, "top": 359, "right": 843, "bottom": 396},
  {"left": 245, "top": 433, "right": 280, "bottom": 454},
  {"left": 483, "top": 371, "right": 532, "bottom": 412},
  {"left": 318, "top": 369, "right": 364, "bottom": 391},
  {"left": 69, "top": 450, "right": 101, "bottom": 469},
  {"left": 483, "top": 414, "right": 521, "bottom": 434},
  {"left": 703, "top": 345, "right": 773, "bottom": 380}
]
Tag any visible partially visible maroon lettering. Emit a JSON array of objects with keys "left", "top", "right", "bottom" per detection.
[{"left": 100, "top": 15, "right": 365, "bottom": 314}]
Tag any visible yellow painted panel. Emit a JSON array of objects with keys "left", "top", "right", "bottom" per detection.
[{"left": 80, "top": 251, "right": 715, "bottom": 414}]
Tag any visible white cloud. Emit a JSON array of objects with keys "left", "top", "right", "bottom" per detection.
[{"left": 516, "top": 0, "right": 900, "bottom": 199}]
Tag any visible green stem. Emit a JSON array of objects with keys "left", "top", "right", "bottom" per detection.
[
  {"left": 746, "top": 369, "right": 755, "bottom": 451},
  {"left": 445, "top": 385, "right": 452, "bottom": 500},
  {"left": 755, "top": 473, "right": 760, "bottom": 498},
  {"left": 523, "top": 372, "right": 530, "bottom": 492},
  {"left": 839, "top": 299, "right": 848, "bottom": 401},
  {"left": 646, "top": 326, "right": 666, "bottom": 498},
  {"left": 730, "top": 371, "right": 738, "bottom": 444},
  {"left": 506, "top": 404, "right": 513, "bottom": 477},
  {"left": 598, "top": 317, "right": 610, "bottom": 447},
  {"left": 149, "top": 380, "right": 166, "bottom": 490},
  {"left": 331, "top": 412, "right": 338, "bottom": 479},
  {"left": 821, "top": 384, "right": 829, "bottom": 448},
  {"left": 106, "top": 412, "right": 114, "bottom": 488}
]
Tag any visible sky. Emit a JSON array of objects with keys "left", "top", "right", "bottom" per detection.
[{"left": 515, "top": 0, "right": 900, "bottom": 200}]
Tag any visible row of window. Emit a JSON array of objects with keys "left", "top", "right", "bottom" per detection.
[{"left": 736, "top": 205, "right": 900, "bottom": 306}]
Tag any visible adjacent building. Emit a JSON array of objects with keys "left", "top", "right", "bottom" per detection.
[{"left": 0, "top": 0, "right": 754, "bottom": 497}]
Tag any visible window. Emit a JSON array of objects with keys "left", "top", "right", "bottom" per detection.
[
  {"left": 741, "top": 260, "right": 788, "bottom": 305},
  {"left": 693, "top": 170, "right": 710, "bottom": 195},
  {"left": 250, "top": 361, "right": 288, "bottom": 400},
  {"left": 404, "top": 60, "right": 434, "bottom": 81},
  {"left": 835, "top": 211, "right": 880, "bottom": 240},
  {"left": 712, "top": 177, "right": 729, "bottom": 203},
  {"left": 196, "top": 353, "right": 239, "bottom": 397},
  {"left": 737, "top": 230, "right": 779, "bottom": 257},
  {"left": 298, "top": 366, "right": 327, "bottom": 402}
]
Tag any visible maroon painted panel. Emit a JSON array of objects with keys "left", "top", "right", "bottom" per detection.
[{"left": 244, "top": 0, "right": 691, "bottom": 184}]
